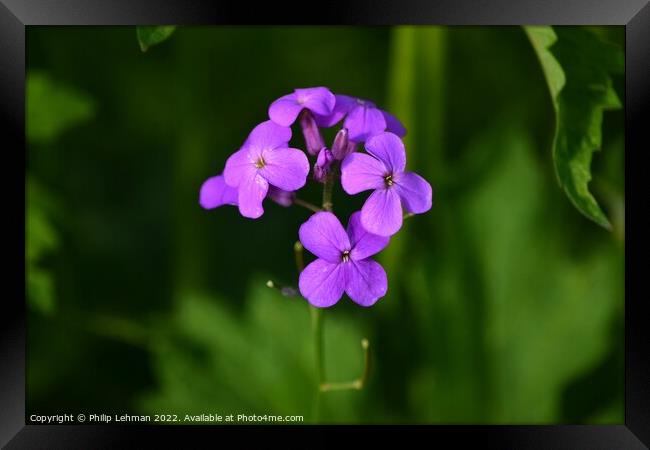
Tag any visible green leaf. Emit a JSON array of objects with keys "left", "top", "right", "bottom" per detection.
[
  {"left": 27, "top": 72, "right": 95, "bottom": 145},
  {"left": 525, "top": 26, "right": 623, "bottom": 229},
  {"left": 137, "top": 26, "right": 176, "bottom": 52}
]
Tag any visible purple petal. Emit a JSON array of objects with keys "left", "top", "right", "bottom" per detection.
[
  {"left": 347, "top": 211, "right": 390, "bottom": 260},
  {"left": 237, "top": 172, "right": 269, "bottom": 219},
  {"left": 268, "top": 93, "right": 303, "bottom": 127},
  {"left": 360, "top": 188, "right": 403, "bottom": 236},
  {"left": 345, "top": 104, "right": 386, "bottom": 142},
  {"left": 346, "top": 141, "right": 359, "bottom": 156},
  {"left": 245, "top": 120, "right": 292, "bottom": 150},
  {"left": 394, "top": 171, "right": 433, "bottom": 214},
  {"left": 267, "top": 186, "right": 295, "bottom": 207},
  {"left": 224, "top": 147, "right": 256, "bottom": 188},
  {"left": 294, "top": 87, "right": 336, "bottom": 116},
  {"left": 364, "top": 132, "right": 406, "bottom": 173},
  {"left": 313, "top": 94, "right": 356, "bottom": 128},
  {"left": 344, "top": 259, "right": 387, "bottom": 307},
  {"left": 299, "top": 259, "right": 345, "bottom": 308},
  {"left": 199, "top": 175, "right": 238, "bottom": 209},
  {"left": 298, "top": 211, "right": 350, "bottom": 263},
  {"left": 381, "top": 110, "right": 407, "bottom": 137},
  {"left": 340, "top": 152, "right": 386, "bottom": 195},
  {"left": 259, "top": 147, "right": 309, "bottom": 191}
]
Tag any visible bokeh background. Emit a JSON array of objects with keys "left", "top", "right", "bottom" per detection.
[{"left": 26, "top": 26, "right": 624, "bottom": 424}]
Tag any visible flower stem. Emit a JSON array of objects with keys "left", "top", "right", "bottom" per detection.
[
  {"left": 310, "top": 306, "right": 325, "bottom": 384},
  {"left": 320, "top": 339, "right": 370, "bottom": 392},
  {"left": 321, "top": 171, "right": 335, "bottom": 212},
  {"left": 294, "top": 198, "right": 322, "bottom": 213},
  {"left": 294, "top": 241, "right": 304, "bottom": 272}
]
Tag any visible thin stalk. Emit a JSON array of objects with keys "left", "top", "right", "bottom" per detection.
[
  {"left": 321, "top": 172, "right": 335, "bottom": 212},
  {"left": 320, "top": 339, "right": 370, "bottom": 392},
  {"left": 294, "top": 198, "right": 322, "bottom": 213},
  {"left": 310, "top": 307, "right": 325, "bottom": 384}
]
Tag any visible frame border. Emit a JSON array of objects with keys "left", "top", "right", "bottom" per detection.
[{"left": 1, "top": 1, "right": 648, "bottom": 447}]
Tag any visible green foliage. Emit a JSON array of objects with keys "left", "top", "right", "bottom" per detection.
[
  {"left": 26, "top": 72, "right": 95, "bottom": 145},
  {"left": 140, "top": 282, "right": 366, "bottom": 423},
  {"left": 137, "top": 26, "right": 177, "bottom": 52},
  {"left": 525, "top": 26, "right": 623, "bottom": 229},
  {"left": 26, "top": 177, "right": 60, "bottom": 314},
  {"left": 26, "top": 71, "right": 95, "bottom": 314},
  {"left": 456, "top": 129, "right": 619, "bottom": 422}
]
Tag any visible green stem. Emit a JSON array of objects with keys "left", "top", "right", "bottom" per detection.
[
  {"left": 320, "top": 339, "right": 370, "bottom": 392},
  {"left": 294, "top": 198, "right": 322, "bottom": 213},
  {"left": 321, "top": 171, "right": 335, "bottom": 212},
  {"left": 311, "top": 307, "right": 325, "bottom": 384}
]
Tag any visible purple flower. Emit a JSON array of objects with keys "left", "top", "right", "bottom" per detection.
[
  {"left": 224, "top": 120, "right": 309, "bottom": 219},
  {"left": 341, "top": 132, "right": 432, "bottom": 236},
  {"left": 200, "top": 174, "right": 295, "bottom": 210},
  {"left": 313, "top": 147, "right": 333, "bottom": 183},
  {"left": 298, "top": 211, "right": 389, "bottom": 308},
  {"left": 314, "top": 94, "right": 407, "bottom": 143},
  {"left": 268, "top": 87, "right": 336, "bottom": 127}
]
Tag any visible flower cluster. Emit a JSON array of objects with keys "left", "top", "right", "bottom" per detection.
[{"left": 200, "top": 87, "right": 432, "bottom": 308}]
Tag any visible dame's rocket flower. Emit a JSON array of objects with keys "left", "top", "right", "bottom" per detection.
[
  {"left": 268, "top": 87, "right": 336, "bottom": 127},
  {"left": 224, "top": 120, "right": 309, "bottom": 219},
  {"left": 314, "top": 94, "right": 407, "bottom": 143},
  {"left": 200, "top": 174, "right": 295, "bottom": 210},
  {"left": 299, "top": 211, "right": 389, "bottom": 308},
  {"left": 341, "top": 132, "right": 432, "bottom": 236}
]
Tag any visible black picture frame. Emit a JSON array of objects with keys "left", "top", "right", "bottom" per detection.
[{"left": 1, "top": 1, "right": 648, "bottom": 447}]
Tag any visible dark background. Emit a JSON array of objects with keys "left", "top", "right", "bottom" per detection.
[{"left": 25, "top": 25, "right": 624, "bottom": 423}]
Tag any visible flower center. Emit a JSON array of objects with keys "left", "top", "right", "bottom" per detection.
[
  {"left": 341, "top": 250, "right": 351, "bottom": 262},
  {"left": 384, "top": 174, "right": 394, "bottom": 187},
  {"left": 254, "top": 157, "right": 266, "bottom": 169}
]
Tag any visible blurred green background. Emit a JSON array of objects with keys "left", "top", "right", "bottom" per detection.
[{"left": 26, "top": 26, "right": 624, "bottom": 424}]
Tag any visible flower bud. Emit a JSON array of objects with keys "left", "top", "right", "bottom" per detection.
[
  {"left": 299, "top": 110, "right": 325, "bottom": 156},
  {"left": 331, "top": 128, "right": 350, "bottom": 160},
  {"left": 313, "top": 147, "right": 334, "bottom": 183}
]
